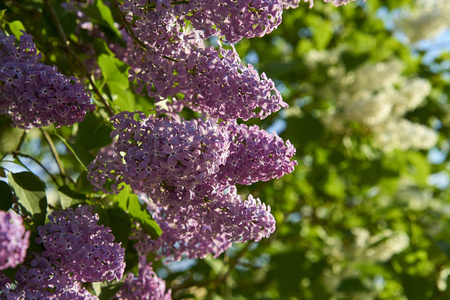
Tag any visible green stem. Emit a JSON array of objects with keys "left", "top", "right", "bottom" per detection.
[
  {"left": 54, "top": 132, "right": 88, "bottom": 172},
  {"left": 41, "top": 129, "right": 74, "bottom": 185}
]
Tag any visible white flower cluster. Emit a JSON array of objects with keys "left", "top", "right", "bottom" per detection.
[
  {"left": 352, "top": 228, "right": 410, "bottom": 262},
  {"left": 306, "top": 50, "right": 437, "bottom": 152},
  {"left": 320, "top": 226, "right": 409, "bottom": 298},
  {"left": 395, "top": 0, "right": 450, "bottom": 43}
]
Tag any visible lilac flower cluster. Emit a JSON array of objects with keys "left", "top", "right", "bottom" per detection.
[
  {"left": 182, "top": 0, "right": 284, "bottom": 43},
  {"left": 123, "top": 2, "right": 287, "bottom": 121},
  {"left": 88, "top": 111, "right": 230, "bottom": 197},
  {"left": 1, "top": 206, "right": 124, "bottom": 299},
  {"left": 115, "top": 263, "right": 171, "bottom": 300},
  {"left": 0, "top": 30, "right": 94, "bottom": 129},
  {"left": 133, "top": 185, "right": 276, "bottom": 261},
  {"left": 219, "top": 122, "right": 297, "bottom": 185},
  {"left": 0, "top": 210, "right": 30, "bottom": 270},
  {"left": 88, "top": 112, "right": 295, "bottom": 199},
  {"left": 88, "top": 112, "right": 294, "bottom": 260},
  {"left": 2, "top": 254, "right": 99, "bottom": 300},
  {"left": 123, "top": 0, "right": 284, "bottom": 43},
  {"left": 36, "top": 205, "right": 125, "bottom": 283}
]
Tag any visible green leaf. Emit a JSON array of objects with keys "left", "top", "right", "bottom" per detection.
[
  {"left": 312, "top": 18, "right": 333, "bottom": 50},
  {"left": 0, "top": 166, "right": 6, "bottom": 177},
  {"left": 58, "top": 185, "right": 86, "bottom": 209},
  {"left": 109, "top": 83, "right": 136, "bottom": 112},
  {"left": 2, "top": 266, "right": 19, "bottom": 283},
  {"left": 75, "top": 113, "right": 113, "bottom": 150},
  {"left": 124, "top": 240, "right": 139, "bottom": 274},
  {"left": 98, "top": 54, "right": 129, "bottom": 89},
  {"left": 129, "top": 195, "right": 162, "bottom": 239},
  {"left": 0, "top": 181, "right": 13, "bottom": 211},
  {"left": 113, "top": 185, "right": 162, "bottom": 239},
  {"left": 9, "top": 20, "right": 26, "bottom": 39},
  {"left": 106, "top": 207, "right": 131, "bottom": 248},
  {"left": 7, "top": 172, "right": 47, "bottom": 226}
]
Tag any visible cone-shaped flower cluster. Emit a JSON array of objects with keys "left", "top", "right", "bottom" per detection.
[
  {"left": 36, "top": 206, "right": 125, "bottom": 283},
  {"left": 4, "top": 254, "right": 99, "bottom": 300},
  {"left": 132, "top": 187, "right": 276, "bottom": 261},
  {"left": 0, "top": 210, "right": 29, "bottom": 270},
  {"left": 123, "top": 2, "right": 287, "bottom": 121},
  {"left": 0, "top": 30, "right": 94, "bottom": 129},
  {"left": 88, "top": 111, "right": 295, "bottom": 260},
  {"left": 1, "top": 206, "right": 124, "bottom": 299}
]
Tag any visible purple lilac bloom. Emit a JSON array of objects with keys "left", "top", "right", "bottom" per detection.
[
  {"left": 133, "top": 184, "right": 276, "bottom": 261},
  {"left": 115, "top": 263, "right": 171, "bottom": 300},
  {"left": 122, "top": 2, "right": 286, "bottom": 120},
  {"left": 88, "top": 111, "right": 231, "bottom": 201},
  {"left": 87, "top": 112, "right": 294, "bottom": 260},
  {"left": 122, "top": 0, "right": 283, "bottom": 43},
  {"left": 182, "top": 47, "right": 286, "bottom": 121},
  {"left": 182, "top": 0, "right": 284, "bottom": 43},
  {"left": 0, "top": 210, "right": 30, "bottom": 270},
  {"left": 35, "top": 206, "right": 125, "bottom": 283},
  {"left": 5, "top": 253, "right": 99, "bottom": 300},
  {"left": 219, "top": 121, "right": 297, "bottom": 185},
  {"left": 0, "top": 30, "right": 94, "bottom": 129}
]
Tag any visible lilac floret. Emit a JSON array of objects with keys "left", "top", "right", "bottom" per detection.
[
  {"left": 0, "top": 210, "right": 30, "bottom": 270},
  {"left": 35, "top": 206, "right": 125, "bottom": 283}
]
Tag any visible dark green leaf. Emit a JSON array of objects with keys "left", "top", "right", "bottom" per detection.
[
  {"left": 0, "top": 181, "right": 13, "bottom": 211},
  {"left": 98, "top": 283, "right": 123, "bottom": 300},
  {"left": 60, "top": 12, "right": 77, "bottom": 36},
  {"left": 0, "top": 167, "right": 6, "bottom": 177},
  {"left": 106, "top": 207, "right": 131, "bottom": 248},
  {"left": 75, "top": 171, "right": 94, "bottom": 194},
  {"left": 7, "top": 172, "right": 47, "bottom": 226},
  {"left": 337, "top": 277, "right": 368, "bottom": 292},
  {"left": 75, "top": 113, "right": 113, "bottom": 150}
]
